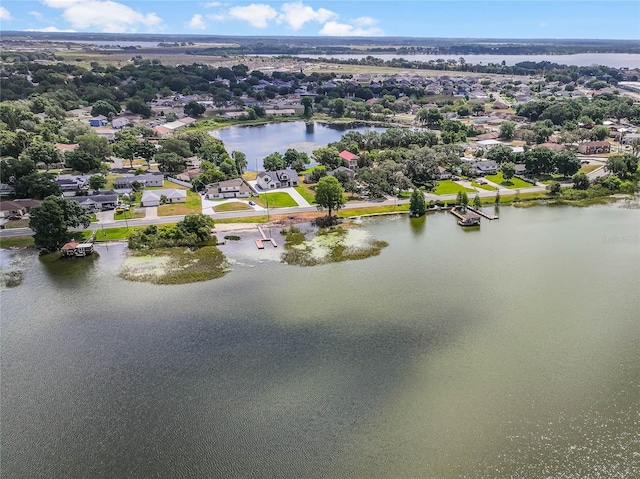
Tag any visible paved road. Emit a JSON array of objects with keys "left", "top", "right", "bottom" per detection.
[{"left": 0, "top": 185, "right": 550, "bottom": 239}]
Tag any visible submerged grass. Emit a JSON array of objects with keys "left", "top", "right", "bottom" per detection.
[
  {"left": 281, "top": 225, "right": 388, "bottom": 267},
  {"left": 120, "top": 245, "right": 228, "bottom": 285}
]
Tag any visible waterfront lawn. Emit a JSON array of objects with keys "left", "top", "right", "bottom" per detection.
[
  {"left": 294, "top": 184, "right": 316, "bottom": 204},
  {"left": 242, "top": 171, "right": 258, "bottom": 181},
  {"left": 485, "top": 172, "right": 533, "bottom": 189},
  {"left": 340, "top": 204, "right": 410, "bottom": 217},
  {"left": 434, "top": 180, "right": 475, "bottom": 195},
  {"left": 90, "top": 226, "right": 143, "bottom": 241},
  {"left": 213, "top": 202, "right": 253, "bottom": 212},
  {"left": 157, "top": 190, "right": 202, "bottom": 216},
  {"left": 214, "top": 216, "right": 268, "bottom": 224},
  {"left": 255, "top": 192, "right": 298, "bottom": 208},
  {"left": 0, "top": 235, "right": 34, "bottom": 248}
]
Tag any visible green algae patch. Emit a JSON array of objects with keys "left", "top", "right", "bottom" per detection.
[
  {"left": 120, "top": 246, "right": 228, "bottom": 284},
  {"left": 281, "top": 225, "right": 388, "bottom": 267}
]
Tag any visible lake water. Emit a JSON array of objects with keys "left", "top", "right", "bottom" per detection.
[
  {"left": 210, "top": 121, "right": 386, "bottom": 170},
  {"left": 295, "top": 53, "right": 640, "bottom": 69},
  {"left": 2, "top": 205, "right": 639, "bottom": 478}
]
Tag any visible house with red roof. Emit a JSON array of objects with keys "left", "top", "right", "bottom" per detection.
[{"left": 339, "top": 150, "right": 359, "bottom": 169}]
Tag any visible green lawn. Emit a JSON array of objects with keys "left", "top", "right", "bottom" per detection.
[
  {"left": 89, "top": 226, "right": 144, "bottom": 241},
  {"left": 340, "top": 204, "right": 410, "bottom": 217},
  {"left": 434, "top": 180, "right": 475, "bottom": 195},
  {"left": 294, "top": 184, "right": 316, "bottom": 204},
  {"left": 255, "top": 192, "right": 298, "bottom": 208},
  {"left": 213, "top": 202, "right": 253, "bottom": 212},
  {"left": 471, "top": 181, "right": 496, "bottom": 191},
  {"left": 157, "top": 190, "right": 202, "bottom": 216},
  {"left": 485, "top": 172, "right": 534, "bottom": 189},
  {"left": 214, "top": 216, "right": 268, "bottom": 224},
  {"left": 114, "top": 208, "right": 145, "bottom": 220},
  {"left": 578, "top": 164, "right": 601, "bottom": 175},
  {"left": 1, "top": 219, "right": 30, "bottom": 229}
]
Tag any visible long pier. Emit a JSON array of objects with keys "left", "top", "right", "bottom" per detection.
[
  {"left": 467, "top": 206, "right": 499, "bottom": 220},
  {"left": 256, "top": 226, "right": 277, "bottom": 249}
]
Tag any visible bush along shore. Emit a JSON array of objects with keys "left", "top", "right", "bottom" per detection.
[{"left": 119, "top": 214, "right": 228, "bottom": 285}]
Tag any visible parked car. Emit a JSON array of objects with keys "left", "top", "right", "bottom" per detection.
[
  {"left": 477, "top": 180, "right": 487, "bottom": 185},
  {"left": 6, "top": 214, "right": 22, "bottom": 220},
  {"left": 248, "top": 201, "right": 256, "bottom": 206}
]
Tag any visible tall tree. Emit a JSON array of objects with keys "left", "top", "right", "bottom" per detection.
[
  {"left": 231, "top": 151, "right": 247, "bottom": 173},
  {"left": 314, "top": 176, "right": 346, "bottom": 218},
  {"left": 499, "top": 121, "right": 516, "bottom": 140},
  {"left": 501, "top": 162, "right": 516, "bottom": 181},
  {"left": 262, "top": 152, "right": 285, "bottom": 171},
  {"left": 76, "top": 133, "right": 111, "bottom": 161},
  {"left": 301, "top": 97, "right": 313, "bottom": 118},
  {"left": 21, "top": 141, "right": 62, "bottom": 171},
  {"left": 29, "top": 196, "right": 91, "bottom": 252},
  {"left": 113, "top": 131, "right": 140, "bottom": 168},
  {"left": 409, "top": 188, "right": 426, "bottom": 217},
  {"left": 64, "top": 150, "right": 102, "bottom": 173},
  {"left": 184, "top": 100, "right": 206, "bottom": 117},
  {"left": 554, "top": 151, "right": 581, "bottom": 178}
]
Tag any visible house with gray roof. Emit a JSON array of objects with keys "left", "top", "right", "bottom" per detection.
[{"left": 256, "top": 169, "right": 299, "bottom": 190}]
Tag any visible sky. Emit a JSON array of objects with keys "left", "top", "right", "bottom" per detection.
[{"left": 0, "top": 1, "right": 639, "bottom": 39}]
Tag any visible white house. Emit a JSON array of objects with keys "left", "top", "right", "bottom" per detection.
[
  {"left": 256, "top": 169, "right": 299, "bottom": 190},
  {"left": 112, "top": 117, "right": 130, "bottom": 129},
  {"left": 114, "top": 173, "right": 164, "bottom": 189},
  {"left": 140, "top": 189, "right": 187, "bottom": 207},
  {"left": 205, "top": 178, "right": 253, "bottom": 199},
  {"left": 437, "top": 166, "right": 452, "bottom": 180}
]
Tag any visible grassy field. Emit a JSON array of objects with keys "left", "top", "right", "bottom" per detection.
[
  {"left": 114, "top": 209, "right": 146, "bottom": 220},
  {"left": 434, "top": 180, "right": 475, "bottom": 195},
  {"left": 89, "top": 226, "right": 144, "bottom": 241},
  {"left": 340, "top": 204, "right": 410, "bottom": 217},
  {"left": 485, "top": 172, "right": 534, "bottom": 189},
  {"left": 471, "top": 181, "right": 496, "bottom": 191},
  {"left": 255, "top": 192, "right": 298, "bottom": 208},
  {"left": 242, "top": 171, "right": 258, "bottom": 181},
  {"left": 578, "top": 164, "right": 601, "bottom": 174},
  {"left": 157, "top": 190, "right": 202, "bottom": 216},
  {"left": 294, "top": 184, "right": 316, "bottom": 204},
  {"left": 213, "top": 202, "right": 253, "bottom": 212},
  {"left": 214, "top": 216, "right": 268, "bottom": 224},
  {"left": 147, "top": 180, "right": 188, "bottom": 190},
  {"left": 1, "top": 219, "right": 29, "bottom": 229}
]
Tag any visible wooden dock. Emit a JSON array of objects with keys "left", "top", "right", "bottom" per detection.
[
  {"left": 256, "top": 226, "right": 277, "bottom": 248},
  {"left": 467, "top": 206, "right": 498, "bottom": 220}
]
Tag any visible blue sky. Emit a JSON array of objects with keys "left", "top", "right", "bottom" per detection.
[{"left": 0, "top": 1, "right": 638, "bottom": 39}]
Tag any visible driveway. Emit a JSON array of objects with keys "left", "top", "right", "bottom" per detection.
[{"left": 144, "top": 206, "right": 159, "bottom": 219}]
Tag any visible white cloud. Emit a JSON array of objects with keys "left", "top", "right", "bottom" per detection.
[
  {"left": 30, "top": 11, "right": 44, "bottom": 20},
  {"left": 203, "top": 2, "right": 223, "bottom": 7},
  {"left": 0, "top": 6, "right": 12, "bottom": 20},
  {"left": 277, "top": 2, "right": 337, "bottom": 30},
  {"left": 319, "top": 18, "right": 383, "bottom": 36},
  {"left": 25, "top": 26, "right": 77, "bottom": 32},
  {"left": 228, "top": 3, "right": 277, "bottom": 28},
  {"left": 188, "top": 14, "right": 206, "bottom": 30},
  {"left": 42, "top": 0, "right": 163, "bottom": 33}
]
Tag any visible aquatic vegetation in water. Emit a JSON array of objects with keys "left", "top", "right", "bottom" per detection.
[
  {"left": 0, "top": 269, "right": 24, "bottom": 288},
  {"left": 281, "top": 225, "right": 388, "bottom": 266},
  {"left": 120, "top": 246, "right": 228, "bottom": 284}
]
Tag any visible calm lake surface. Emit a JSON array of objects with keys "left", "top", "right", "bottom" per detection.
[
  {"left": 210, "top": 121, "right": 386, "bottom": 170},
  {"left": 2, "top": 205, "right": 639, "bottom": 478},
  {"left": 295, "top": 53, "right": 640, "bottom": 69}
]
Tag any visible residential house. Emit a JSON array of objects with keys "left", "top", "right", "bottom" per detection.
[
  {"left": 472, "top": 160, "right": 499, "bottom": 176},
  {"left": 578, "top": 141, "right": 611, "bottom": 155},
  {"left": 114, "top": 173, "right": 164, "bottom": 189},
  {"left": 205, "top": 178, "right": 253, "bottom": 199},
  {"left": 176, "top": 168, "right": 202, "bottom": 182},
  {"left": 0, "top": 199, "right": 42, "bottom": 218},
  {"left": 256, "top": 169, "right": 299, "bottom": 190},
  {"left": 54, "top": 143, "right": 78, "bottom": 153},
  {"left": 475, "top": 139, "right": 503, "bottom": 150},
  {"left": 437, "top": 166, "right": 452, "bottom": 180},
  {"left": 112, "top": 117, "right": 130, "bottom": 129},
  {"left": 69, "top": 193, "right": 118, "bottom": 212},
  {"left": 55, "top": 176, "right": 89, "bottom": 192},
  {"left": 327, "top": 166, "right": 356, "bottom": 179},
  {"left": 140, "top": 189, "right": 187, "bottom": 207},
  {"left": 89, "top": 115, "right": 109, "bottom": 127},
  {"left": 514, "top": 164, "right": 529, "bottom": 176},
  {"left": 0, "top": 183, "right": 15, "bottom": 196},
  {"left": 339, "top": 150, "right": 359, "bottom": 169},
  {"left": 621, "top": 133, "right": 640, "bottom": 145}
]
